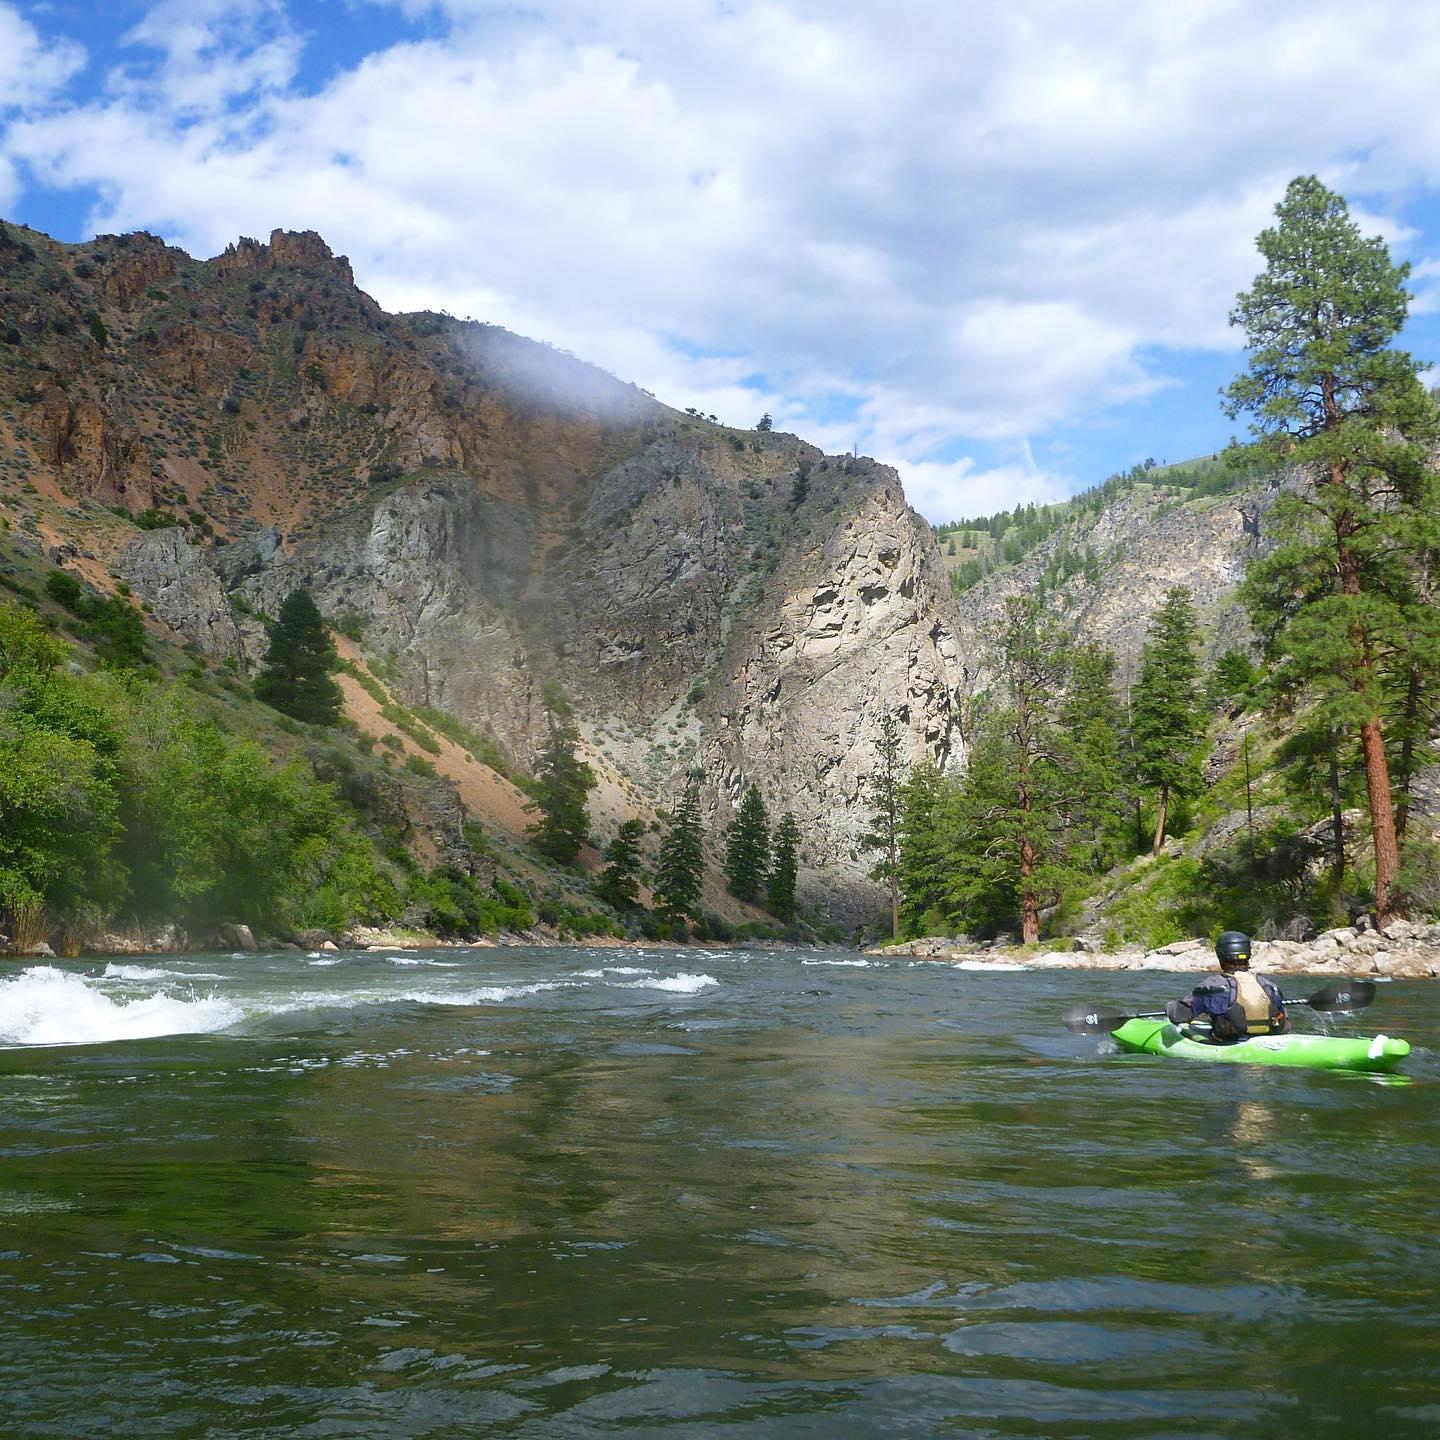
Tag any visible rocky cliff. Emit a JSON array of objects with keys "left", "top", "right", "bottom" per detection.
[
  {"left": 1, "top": 219, "right": 964, "bottom": 921},
  {"left": 950, "top": 481, "right": 1280, "bottom": 686}
]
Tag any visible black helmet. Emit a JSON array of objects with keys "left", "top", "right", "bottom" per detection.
[{"left": 1216, "top": 930, "right": 1251, "bottom": 968}]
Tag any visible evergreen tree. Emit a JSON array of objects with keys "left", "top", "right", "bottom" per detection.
[
  {"left": 947, "top": 596, "right": 1078, "bottom": 943},
  {"left": 594, "top": 818, "right": 645, "bottom": 908},
  {"left": 1129, "top": 586, "right": 1204, "bottom": 854},
  {"left": 528, "top": 708, "right": 597, "bottom": 865},
  {"left": 767, "top": 811, "right": 801, "bottom": 922},
  {"left": 756, "top": 412, "right": 773, "bottom": 432},
  {"left": 1227, "top": 175, "right": 1440, "bottom": 922},
  {"left": 724, "top": 785, "right": 771, "bottom": 901},
  {"left": 1207, "top": 647, "right": 1260, "bottom": 713},
  {"left": 653, "top": 777, "right": 705, "bottom": 924},
  {"left": 860, "top": 709, "right": 904, "bottom": 940},
  {"left": 790, "top": 462, "right": 811, "bottom": 508},
  {"left": 253, "top": 589, "right": 343, "bottom": 725},
  {"left": 1060, "top": 640, "right": 1128, "bottom": 872},
  {"left": 897, "top": 759, "right": 950, "bottom": 937}
]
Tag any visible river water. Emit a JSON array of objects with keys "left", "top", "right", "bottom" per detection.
[{"left": 1, "top": 947, "right": 1436, "bottom": 1438}]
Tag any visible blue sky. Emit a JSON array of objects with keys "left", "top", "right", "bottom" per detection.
[{"left": 5, "top": 1, "right": 1440, "bottom": 522}]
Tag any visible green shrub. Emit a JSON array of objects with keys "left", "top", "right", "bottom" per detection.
[{"left": 407, "top": 864, "right": 535, "bottom": 938}]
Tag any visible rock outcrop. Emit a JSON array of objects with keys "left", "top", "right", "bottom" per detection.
[{"left": 953, "top": 484, "right": 1282, "bottom": 681}]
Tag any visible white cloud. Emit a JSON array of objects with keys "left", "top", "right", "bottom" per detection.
[
  {"left": 896, "top": 457, "right": 1070, "bottom": 526},
  {"left": 117, "top": 0, "right": 301, "bottom": 117},
  {"left": 0, "top": 4, "right": 85, "bottom": 111},
  {"left": 7, "top": 0, "right": 1440, "bottom": 516}
]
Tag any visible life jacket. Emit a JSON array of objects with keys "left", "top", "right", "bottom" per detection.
[{"left": 1230, "top": 969, "right": 1281, "bottom": 1036}]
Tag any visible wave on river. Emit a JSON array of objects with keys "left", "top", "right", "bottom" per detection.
[
  {"left": 0, "top": 956, "right": 724, "bottom": 1049},
  {"left": 0, "top": 966, "right": 243, "bottom": 1046}
]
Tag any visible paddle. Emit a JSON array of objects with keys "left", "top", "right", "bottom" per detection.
[{"left": 1061, "top": 978, "right": 1377, "bottom": 1035}]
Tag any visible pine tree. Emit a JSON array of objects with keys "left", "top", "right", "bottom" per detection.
[
  {"left": 253, "top": 589, "right": 343, "bottom": 725},
  {"left": 1227, "top": 175, "right": 1440, "bottom": 922},
  {"left": 947, "top": 596, "right": 1078, "bottom": 943},
  {"left": 897, "top": 760, "right": 950, "bottom": 937},
  {"left": 790, "top": 462, "right": 811, "bottom": 508},
  {"left": 653, "top": 777, "right": 705, "bottom": 924},
  {"left": 860, "top": 709, "right": 904, "bottom": 940},
  {"left": 1060, "top": 640, "right": 1129, "bottom": 872},
  {"left": 528, "top": 709, "right": 597, "bottom": 865},
  {"left": 724, "top": 785, "right": 770, "bottom": 901},
  {"left": 767, "top": 812, "right": 800, "bottom": 922},
  {"left": 1129, "top": 586, "right": 1203, "bottom": 854},
  {"left": 594, "top": 818, "right": 645, "bottom": 908},
  {"left": 756, "top": 412, "right": 773, "bottom": 432}
]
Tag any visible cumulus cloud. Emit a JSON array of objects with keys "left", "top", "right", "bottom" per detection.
[
  {"left": 7, "top": 0, "right": 1440, "bottom": 515},
  {"left": 0, "top": 4, "right": 85, "bottom": 112}
]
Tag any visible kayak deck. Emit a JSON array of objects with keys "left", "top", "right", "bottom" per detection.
[{"left": 1111, "top": 1019, "right": 1410, "bottom": 1074}]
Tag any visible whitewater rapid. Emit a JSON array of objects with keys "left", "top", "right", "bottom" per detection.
[{"left": 0, "top": 954, "right": 726, "bottom": 1049}]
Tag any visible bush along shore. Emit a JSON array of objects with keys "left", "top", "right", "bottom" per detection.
[{"left": 874, "top": 919, "right": 1440, "bottom": 979}]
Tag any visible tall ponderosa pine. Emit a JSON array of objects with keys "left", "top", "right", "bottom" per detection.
[
  {"left": 1129, "top": 586, "right": 1204, "bottom": 855},
  {"left": 528, "top": 709, "right": 597, "bottom": 865},
  {"left": 254, "top": 589, "right": 343, "bottom": 725},
  {"left": 860, "top": 710, "right": 904, "bottom": 940},
  {"left": 653, "top": 778, "right": 705, "bottom": 924},
  {"left": 1227, "top": 175, "right": 1440, "bottom": 922},
  {"left": 767, "top": 811, "right": 801, "bottom": 922},
  {"left": 948, "top": 596, "right": 1078, "bottom": 944},
  {"left": 724, "top": 785, "right": 770, "bottom": 901},
  {"left": 594, "top": 818, "right": 645, "bottom": 909}
]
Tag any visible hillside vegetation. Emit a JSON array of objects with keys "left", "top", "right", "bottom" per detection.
[{"left": 0, "top": 532, "right": 816, "bottom": 953}]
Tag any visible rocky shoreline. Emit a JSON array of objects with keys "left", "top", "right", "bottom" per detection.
[
  {"left": 873, "top": 920, "right": 1440, "bottom": 979},
  {"left": 1, "top": 921, "right": 821, "bottom": 959}
]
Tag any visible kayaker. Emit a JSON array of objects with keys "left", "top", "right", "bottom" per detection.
[{"left": 1165, "top": 930, "right": 1289, "bottom": 1042}]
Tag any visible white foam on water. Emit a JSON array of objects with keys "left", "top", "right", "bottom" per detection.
[
  {"left": 100, "top": 963, "right": 227, "bottom": 983},
  {"left": 801, "top": 958, "right": 871, "bottom": 968},
  {"left": 954, "top": 960, "right": 1024, "bottom": 971},
  {"left": 0, "top": 966, "right": 242, "bottom": 1047},
  {"left": 307, "top": 956, "right": 344, "bottom": 967},
  {"left": 617, "top": 973, "right": 718, "bottom": 994},
  {"left": 401, "top": 981, "right": 576, "bottom": 1005},
  {"left": 102, "top": 963, "right": 171, "bottom": 981},
  {"left": 389, "top": 956, "right": 462, "bottom": 968},
  {"left": 577, "top": 966, "right": 654, "bottom": 979}
]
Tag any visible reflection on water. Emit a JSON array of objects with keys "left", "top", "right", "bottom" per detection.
[{"left": 0, "top": 949, "right": 1437, "bottom": 1437}]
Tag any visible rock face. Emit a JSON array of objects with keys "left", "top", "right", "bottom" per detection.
[
  {"left": 709, "top": 484, "right": 962, "bottom": 913},
  {"left": 953, "top": 485, "right": 1282, "bottom": 682},
  {"left": 123, "top": 447, "right": 964, "bottom": 918}
]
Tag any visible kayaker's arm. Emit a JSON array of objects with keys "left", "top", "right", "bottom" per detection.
[{"left": 1166, "top": 975, "right": 1230, "bottom": 1025}]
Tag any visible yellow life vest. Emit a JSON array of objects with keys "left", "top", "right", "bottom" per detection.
[{"left": 1231, "top": 969, "right": 1277, "bottom": 1035}]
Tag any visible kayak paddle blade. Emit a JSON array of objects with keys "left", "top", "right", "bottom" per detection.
[
  {"left": 1303, "top": 978, "right": 1377, "bottom": 1012},
  {"left": 1062, "top": 1004, "right": 1132, "bottom": 1034}
]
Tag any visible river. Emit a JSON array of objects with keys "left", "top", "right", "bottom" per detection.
[{"left": 1, "top": 948, "right": 1437, "bottom": 1437}]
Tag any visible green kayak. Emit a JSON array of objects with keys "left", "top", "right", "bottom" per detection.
[{"left": 1111, "top": 1019, "right": 1410, "bottom": 1074}]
